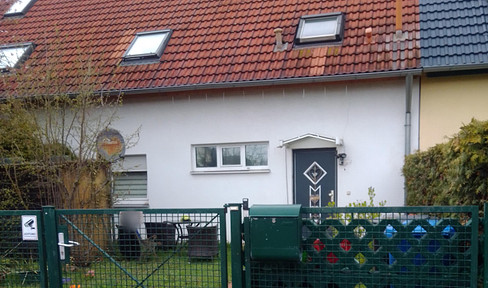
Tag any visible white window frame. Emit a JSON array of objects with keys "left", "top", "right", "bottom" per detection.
[
  {"left": 295, "top": 12, "right": 345, "bottom": 45},
  {"left": 112, "top": 154, "right": 149, "bottom": 208},
  {"left": 122, "top": 30, "right": 172, "bottom": 64},
  {"left": 4, "top": 0, "right": 37, "bottom": 17},
  {"left": 0, "top": 43, "right": 34, "bottom": 70},
  {"left": 192, "top": 142, "right": 270, "bottom": 174}
]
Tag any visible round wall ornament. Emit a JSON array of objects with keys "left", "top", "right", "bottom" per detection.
[{"left": 96, "top": 128, "right": 125, "bottom": 161}]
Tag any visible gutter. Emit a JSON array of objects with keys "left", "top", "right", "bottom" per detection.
[
  {"left": 423, "top": 63, "right": 488, "bottom": 73},
  {"left": 112, "top": 69, "right": 423, "bottom": 96}
]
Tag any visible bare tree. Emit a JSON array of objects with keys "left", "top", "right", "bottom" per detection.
[{"left": 0, "top": 43, "right": 138, "bottom": 209}]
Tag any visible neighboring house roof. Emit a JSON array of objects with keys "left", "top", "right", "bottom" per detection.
[
  {"left": 0, "top": 0, "right": 420, "bottom": 94},
  {"left": 420, "top": 0, "right": 488, "bottom": 71}
]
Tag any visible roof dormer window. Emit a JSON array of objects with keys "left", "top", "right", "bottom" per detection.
[
  {"left": 0, "top": 43, "right": 34, "bottom": 70},
  {"left": 295, "top": 12, "right": 345, "bottom": 46},
  {"left": 4, "top": 0, "right": 37, "bottom": 17},
  {"left": 122, "top": 30, "right": 172, "bottom": 65}
]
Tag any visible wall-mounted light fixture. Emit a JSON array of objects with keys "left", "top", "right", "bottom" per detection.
[{"left": 337, "top": 153, "right": 347, "bottom": 165}]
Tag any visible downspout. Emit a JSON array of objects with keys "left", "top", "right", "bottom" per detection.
[{"left": 404, "top": 73, "right": 413, "bottom": 205}]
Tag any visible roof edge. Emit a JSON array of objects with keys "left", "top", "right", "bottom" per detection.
[
  {"left": 115, "top": 69, "right": 422, "bottom": 96},
  {"left": 423, "top": 63, "right": 488, "bottom": 73}
]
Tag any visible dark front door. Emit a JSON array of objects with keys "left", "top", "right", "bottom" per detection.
[{"left": 293, "top": 148, "right": 337, "bottom": 207}]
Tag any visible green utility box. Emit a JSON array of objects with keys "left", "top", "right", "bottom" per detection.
[{"left": 249, "top": 204, "right": 302, "bottom": 261}]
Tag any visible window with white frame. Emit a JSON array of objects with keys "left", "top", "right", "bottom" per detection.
[
  {"left": 4, "top": 0, "right": 37, "bottom": 17},
  {"left": 0, "top": 43, "right": 34, "bottom": 70},
  {"left": 192, "top": 142, "right": 269, "bottom": 173},
  {"left": 112, "top": 155, "right": 148, "bottom": 208},
  {"left": 295, "top": 12, "right": 345, "bottom": 46},
  {"left": 122, "top": 30, "right": 172, "bottom": 65}
]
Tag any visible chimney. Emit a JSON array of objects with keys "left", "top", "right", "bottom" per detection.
[
  {"left": 364, "top": 27, "right": 374, "bottom": 44},
  {"left": 394, "top": 0, "right": 407, "bottom": 41},
  {"left": 396, "top": 0, "right": 402, "bottom": 32},
  {"left": 274, "top": 28, "right": 288, "bottom": 52}
]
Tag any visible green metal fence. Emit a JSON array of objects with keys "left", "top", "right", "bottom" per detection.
[
  {"left": 0, "top": 207, "right": 227, "bottom": 288},
  {"left": 54, "top": 208, "right": 227, "bottom": 288},
  {"left": 0, "top": 205, "right": 485, "bottom": 288},
  {"left": 242, "top": 206, "right": 479, "bottom": 288},
  {"left": 0, "top": 210, "right": 46, "bottom": 288}
]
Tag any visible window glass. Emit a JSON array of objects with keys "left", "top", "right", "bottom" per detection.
[
  {"left": 0, "top": 46, "right": 29, "bottom": 69},
  {"left": 245, "top": 144, "right": 268, "bottom": 166},
  {"left": 193, "top": 142, "right": 269, "bottom": 172},
  {"left": 113, "top": 172, "right": 147, "bottom": 198},
  {"left": 296, "top": 13, "right": 344, "bottom": 45},
  {"left": 112, "top": 154, "right": 148, "bottom": 208},
  {"left": 126, "top": 32, "right": 168, "bottom": 57},
  {"left": 196, "top": 146, "right": 217, "bottom": 168},
  {"left": 5, "top": 0, "right": 32, "bottom": 15},
  {"left": 222, "top": 147, "right": 241, "bottom": 165},
  {"left": 301, "top": 18, "right": 338, "bottom": 39}
]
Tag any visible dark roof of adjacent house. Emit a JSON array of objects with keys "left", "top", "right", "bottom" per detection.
[
  {"left": 0, "top": 0, "right": 420, "bottom": 94},
  {"left": 420, "top": 0, "right": 488, "bottom": 71}
]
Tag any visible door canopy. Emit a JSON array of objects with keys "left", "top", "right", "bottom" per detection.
[{"left": 279, "top": 133, "right": 343, "bottom": 149}]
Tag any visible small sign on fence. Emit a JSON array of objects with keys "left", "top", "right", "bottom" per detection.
[{"left": 21, "top": 215, "right": 38, "bottom": 241}]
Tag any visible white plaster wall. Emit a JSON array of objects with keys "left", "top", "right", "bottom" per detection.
[{"left": 113, "top": 78, "right": 419, "bottom": 208}]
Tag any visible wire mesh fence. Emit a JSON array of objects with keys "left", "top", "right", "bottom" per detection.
[
  {"left": 0, "top": 205, "right": 482, "bottom": 288},
  {"left": 0, "top": 211, "right": 44, "bottom": 288},
  {"left": 56, "top": 208, "right": 227, "bottom": 288},
  {"left": 246, "top": 206, "right": 478, "bottom": 288}
]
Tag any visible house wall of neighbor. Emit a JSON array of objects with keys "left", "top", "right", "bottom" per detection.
[
  {"left": 420, "top": 74, "right": 488, "bottom": 150},
  {"left": 114, "top": 78, "right": 420, "bottom": 208}
]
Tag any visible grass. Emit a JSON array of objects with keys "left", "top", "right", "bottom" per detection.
[
  {"left": 0, "top": 257, "right": 41, "bottom": 288},
  {"left": 1, "top": 245, "right": 231, "bottom": 288}
]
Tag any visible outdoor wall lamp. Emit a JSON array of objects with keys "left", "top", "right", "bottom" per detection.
[{"left": 337, "top": 153, "right": 347, "bottom": 165}]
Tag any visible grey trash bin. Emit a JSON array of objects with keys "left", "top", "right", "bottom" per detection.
[
  {"left": 187, "top": 225, "right": 219, "bottom": 260},
  {"left": 144, "top": 222, "right": 176, "bottom": 250}
]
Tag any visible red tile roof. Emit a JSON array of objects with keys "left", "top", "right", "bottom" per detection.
[{"left": 0, "top": 0, "right": 420, "bottom": 93}]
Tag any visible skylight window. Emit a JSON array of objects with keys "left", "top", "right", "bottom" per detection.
[
  {"left": 4, "top": 0, "right": 37, "bottom": 17},
  {"left": 0, "top": 43, "right": 34, "bottom": 70},
  {"left": 295, "top": 12, "right": 345, "bottom": 45},
  {"left": 122, "top": 30, "right": 172, "bottom": 64}
]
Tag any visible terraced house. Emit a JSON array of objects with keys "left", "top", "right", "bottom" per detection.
[
  {"left": 418, "top": 0, "right": 488, "bottom": 150},
  {"left": 1, "top": 0, "right": 432, "bottom": 209}
]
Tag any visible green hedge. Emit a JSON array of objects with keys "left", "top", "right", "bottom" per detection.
[{"left": 404, "top": 119, "right": 488, "bottom": 209}]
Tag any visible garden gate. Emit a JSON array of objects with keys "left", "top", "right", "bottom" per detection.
[{"left": 1, "top": 206, "right": 227, "bottom": 287}]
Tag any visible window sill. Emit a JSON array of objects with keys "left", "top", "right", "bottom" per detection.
[
  {"left": 120, "top": 58, "right": 161, "bottom": 66},
  {"left": 113, "top": 198, "right": 149, "bottom": 208},
  {"left": 293, "top": 41, "right": 343, "bottom": 49},
  {"left": 191, "top": 169, "right": 270, "bottom": 175}
]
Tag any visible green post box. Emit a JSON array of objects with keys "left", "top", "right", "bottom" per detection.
[{"left": 249, "top": 204, "right": 302, "bottom": 261}]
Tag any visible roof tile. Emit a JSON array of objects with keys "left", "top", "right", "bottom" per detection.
[
  {"left": 0, "top": 0, "right": 420, "bottom": 92},
  {"left": 420, "top": 0, "right": 488, "bottom": 68}
]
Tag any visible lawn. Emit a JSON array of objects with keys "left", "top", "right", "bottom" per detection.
[{"left": 1, "top": 246, "right": 231, "bottom": 288}]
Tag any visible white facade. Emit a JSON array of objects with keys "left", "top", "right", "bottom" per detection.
[{"left": 113, "top": 78, "right": 419, "bottom": 208}]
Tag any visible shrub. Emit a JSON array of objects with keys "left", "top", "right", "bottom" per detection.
[{"left": 404, "top": 119, "right": 488, "bottom": 209}]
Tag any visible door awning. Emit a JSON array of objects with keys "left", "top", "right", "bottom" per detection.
[{"left": 278, "top": 133, "right": 343, "bottom": 148}]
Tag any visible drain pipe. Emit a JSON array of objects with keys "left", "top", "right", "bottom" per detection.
[
  {"left": 404, "top": 73, "right": 413, "bottom": 205},
  {"left": 405, "top": 74, "right": 412, "bottom": 156}
]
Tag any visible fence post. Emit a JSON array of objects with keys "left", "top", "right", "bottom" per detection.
[
  {"left": 36, "top": 210, "right": 48, "bottom": 288},
  {"left": 485, "top": 203, "right": 488, "bottom": 288},
  {"left": 42, "top": 206, "right": 63, "bottom": 288},
  {"left": 228, "top": 203, "right": 244, "bottom": 288}
]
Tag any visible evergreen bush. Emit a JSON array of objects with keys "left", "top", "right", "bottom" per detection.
[{"left": 404, "top": 119, "right": 488, "bottom": 209}]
